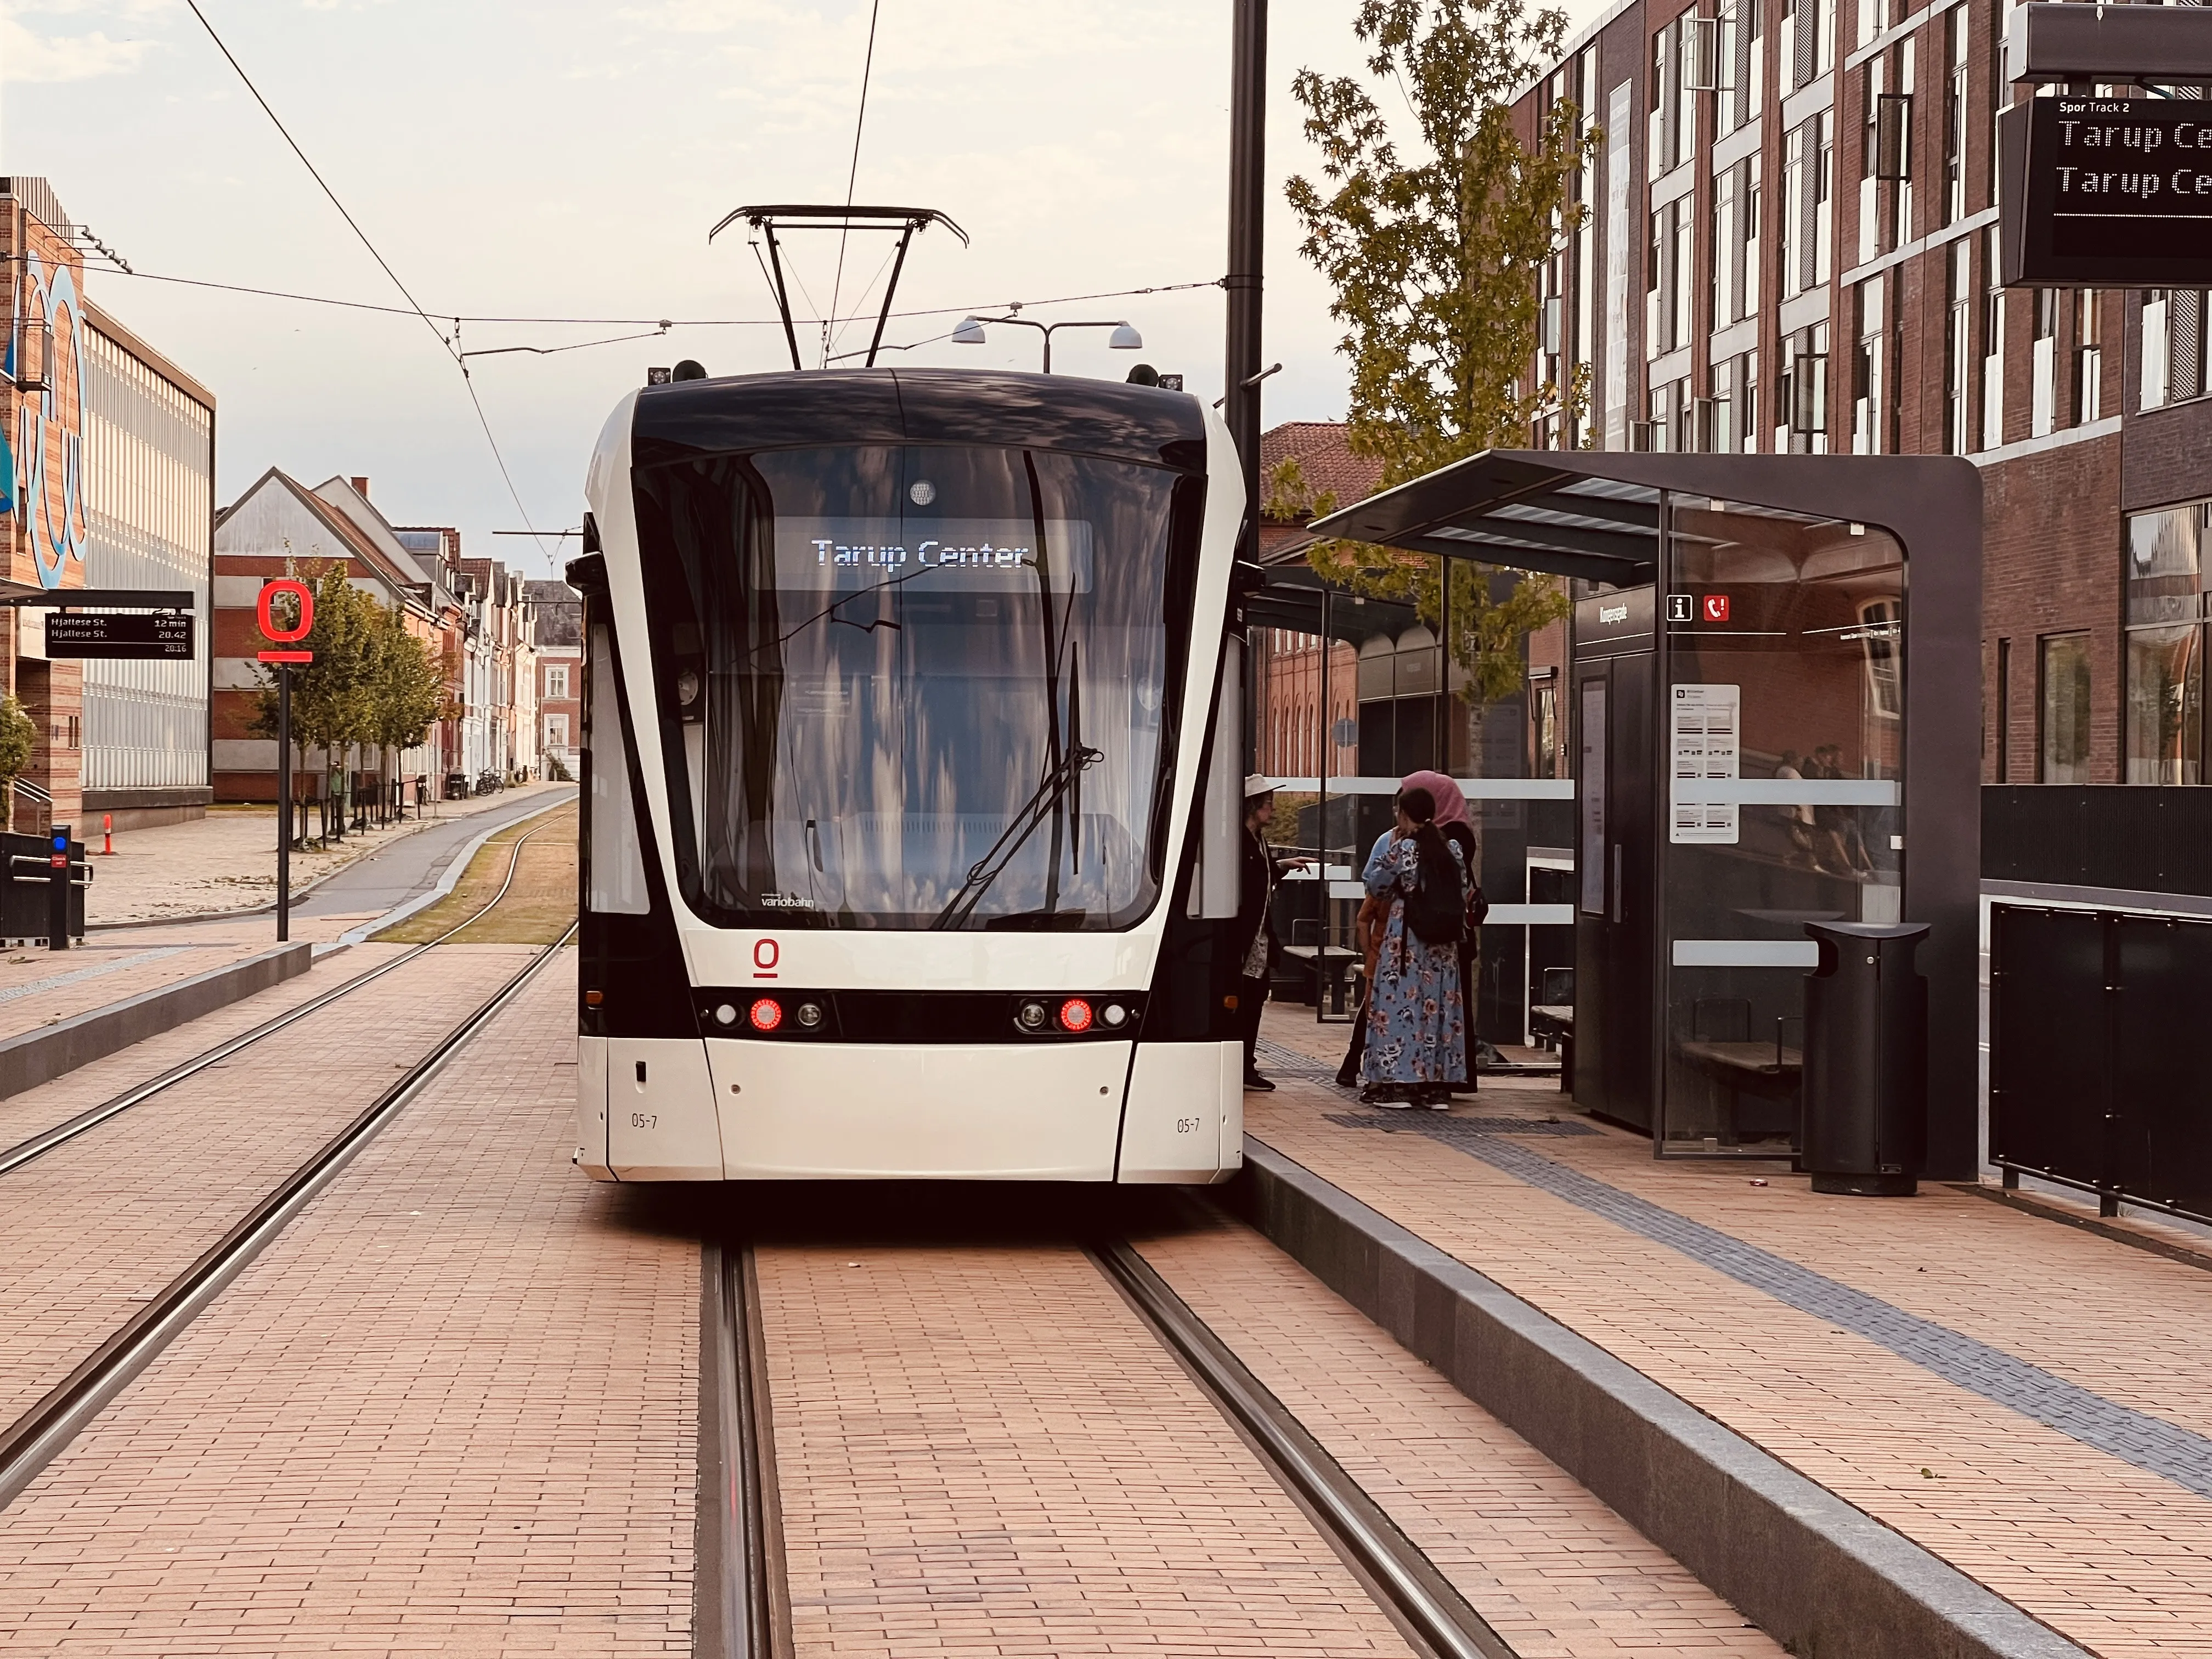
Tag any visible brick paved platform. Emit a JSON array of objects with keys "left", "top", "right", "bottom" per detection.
[
  {"left": 0, "top": 929, "right": 307, "bottom": 1050},
  {"left": 0, "top": 951, "right": 699, "bottom": 1656},
  {"left": 0, "top": 947, "right": 535, "bottom": 1429},
  {"left": 1246, "top": 1003, "right": 2212, "bottom": 1659}
]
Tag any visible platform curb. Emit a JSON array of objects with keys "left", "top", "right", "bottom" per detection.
[
  {"left": 1233, "top": 1137, "right": 2091, "bottom": 1659},
  {"left": 0, "top": 941, "right": 315, "bottom": 1100}
]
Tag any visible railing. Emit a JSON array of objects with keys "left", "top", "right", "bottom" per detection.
[
  {"left": 1990, "top": 902, "right": 2212, "bottom": 1226},
  {"left": 1984, "top": 785, "right": 2212, "bottom": 898}
]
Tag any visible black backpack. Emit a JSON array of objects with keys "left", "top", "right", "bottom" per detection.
[{"left": 1400, "top": 836, "right": 1466, "bottom": 946}]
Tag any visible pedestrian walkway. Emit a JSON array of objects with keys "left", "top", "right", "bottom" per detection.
[
  {"left": 84, "top": 784, "right": 568, "bottom": 927},
  {"left": 1249, "top": 1004, "right": 2212, "bottom": 1659}
]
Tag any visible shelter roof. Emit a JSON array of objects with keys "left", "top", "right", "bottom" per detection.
[{"left": 1307, "top": 450, "right": 1981, "bottom": 587}]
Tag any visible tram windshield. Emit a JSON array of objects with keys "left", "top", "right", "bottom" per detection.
[{"left": 633, "top": 443, "right": 1194, "bottom": 930}]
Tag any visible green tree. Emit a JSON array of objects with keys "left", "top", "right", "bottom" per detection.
[
  {"left": 0, "top": 696, "right": 36, "bottom": 792},
  {"left": 1287, "top": 0, "right": 1595, "bottom": 702},
  {"left": 250, "top": 564, "right": 383, "bottom": 840},
  {"left": 367, "top": 607, "right": 446, "bottom": 809}
]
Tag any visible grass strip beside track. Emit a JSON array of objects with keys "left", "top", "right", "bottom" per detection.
[{"left": 373, "top": 804, "right": 577, "bottom": 944}]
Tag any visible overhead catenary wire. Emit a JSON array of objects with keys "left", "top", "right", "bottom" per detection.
[
  {"left": 77, "top": 262, "right": 1226, "bottom": 332},
  {"left": 178, "top": 0, "right": 560, "bottom": 571},
  {"left": 824, "top": 0, "right": 887, "bottom": 368}
]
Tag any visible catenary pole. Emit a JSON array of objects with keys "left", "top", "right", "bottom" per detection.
[
  {"left": 277, "top": 665, "right": 291, "bottom": 944},
  {"left": 1225, "top": 0, "right": 1268, "bottom": 563}
]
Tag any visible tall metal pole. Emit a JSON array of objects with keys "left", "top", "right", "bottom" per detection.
[
  {"left": 276, "top": 664, "right": 291, "bottom": 944},
  {"left": 1225, "top": 0, "right": 1268, "bottom": 562}
]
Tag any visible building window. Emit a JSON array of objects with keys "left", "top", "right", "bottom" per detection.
[
  {"left": 2031, "top": 287, "right": 2058, "bottom": 439},
  {"left": 1944, "top": 5, "right": 1968, "bottom": 226},
  {"left": 546, "top": 663, "right": 569, "bottom": 699},
  {"left": 1717, "top": 0, "right": 1762, "bottom": 137},
  {"left": 2143, "top": 289, "right": 2208, "bottom": 410},
  {"left": 1532, "top": 678, "right": 1559, "bottom": 778},
  {"left": 1945, "top": 239, "right": 1971, "bottom": 455},
  {"left": 2125, "top": 505, "right": 2207, "bottom": 784},
  {"left": 1996, "top": 637, "right": 2011, "bottom": 783},
  {"left": 1861, "top": 599, "right": 1901, "bottom": 718},
  {"left": 2039, "top": 633, "right": 2094, "bottom": 784},
  {"left": 546, "top": 712, "right": 571, "bottom": 752},
  {"left": 1851, "top": 275, "right": 1884, "bottom": 454},
  {"left": 1980, "top": 227, "right": 2006, "bottom": 449},
  {"left": 2073, "top": 290, "right": 2102, "bottom": 426},
  {"left": 2125, "top": 627, "right": 2201, "bottom": 785},
  {"left": 1783, "top": 0, "right": 1831, "bottom": 92}
]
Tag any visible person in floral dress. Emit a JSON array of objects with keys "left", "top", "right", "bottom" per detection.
[{"left": 1359, "top": 786, "right": 1468, "bottom": 1109}]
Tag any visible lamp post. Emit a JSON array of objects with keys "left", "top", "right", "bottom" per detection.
[{"left": 951, "top": 315, "right": 1142, "bottom": 374}]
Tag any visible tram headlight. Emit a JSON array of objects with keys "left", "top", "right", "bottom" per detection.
[
  {"left": 749, "top": 997, "right": 783, "bottom": 1032},
  {"left": 675, "top": 669, "right": 703, "bottom": 709},
  {"left": 796, "top": 1001, "right": 823, "bottom": 1029},
  {"left": 1017, "top": 1000, "right": 1048, "bottom": 1032},
  {"left": 714, "top": 1003, "right": 737, "bottom": 1026},
  {"left": 1102, "top": 1003, "right": 1127, "bottom": 1028},
  {"left": 1058, "top": 998, "right": 1094, "bottom": 1034}
]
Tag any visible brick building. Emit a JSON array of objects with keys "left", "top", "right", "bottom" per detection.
[
  {"left": 4, "top": 177, "right": 216, "bottom": 833},
  {"left": 1250, "top": 422, "right": 1383, "bottom": 781},
  {"left": 1506, "top": 0, "right": 2211, "bottom": 785},
  {"left": 212, "top": 472, "right": 453, "bottom": 802},
  {"left": 526, "top": 579, "right": 580, "bottom": 778}
]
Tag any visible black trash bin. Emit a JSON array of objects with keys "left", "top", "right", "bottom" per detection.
[{"left": 1801, "top": 921, "right": 1929, "bottom": 1196}]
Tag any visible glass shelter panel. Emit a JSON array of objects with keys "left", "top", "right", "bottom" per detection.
[{"left": 1660, "top": 501, "right": 1905, "bottom": 1155}]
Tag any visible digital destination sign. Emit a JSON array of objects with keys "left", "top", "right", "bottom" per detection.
[
  {"left": 2002, "top": 97, "right": 2212, "bottom": 286},
  {"left": 42, "top": 612, "right": 194, "bottom": 661},
  {"left": 775, "top": 518, "right": 1094, "bottom": 594}
]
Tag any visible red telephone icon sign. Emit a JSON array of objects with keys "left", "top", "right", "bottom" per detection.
[{"left": 1702, "top": 595, "right": 1731, "bottom": 623}]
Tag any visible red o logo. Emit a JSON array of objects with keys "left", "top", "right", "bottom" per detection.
[
  {"left": 258, "top": 579, "right": 314, "bottom": 644},
  {"left": 752, "top": 938, "right": 780, "bottom": 979}
]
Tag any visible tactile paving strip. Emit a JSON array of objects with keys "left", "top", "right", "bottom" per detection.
[
  {"left": 1325, "top": 1111, "right": 1599, "bottom": 1139},
  {"left": 1420, "top": 1127, "right": 2212, "bottom": 1503}
]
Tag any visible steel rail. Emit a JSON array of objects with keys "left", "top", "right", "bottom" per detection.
[
  {"left": 0, "top": 812, "right": 568, "bottom": 1180},
  {"left": 1092, "top": 1238, "right": 1519, "bottom": 1659},
  {"left": 698, "top": 1240, "right": 783, "bottom": 1659},
  {"left": 0, "top": 920, "right": 577, "bottom": 1510}
]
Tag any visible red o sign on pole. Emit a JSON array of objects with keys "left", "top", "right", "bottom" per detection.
[
  {"left": 257, "top": 578, "right": 315, "bottom": 945},
  {"left": 257, "top": 579, "right": 314, "bottom": 664}
]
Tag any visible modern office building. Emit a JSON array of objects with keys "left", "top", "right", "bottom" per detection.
[
  {"left": 80, "top": 303, "right": 216, "bottom": 828},
  {"left": 5, "top": 176, "right": 215, "bottom": 831},
  {"left": 1509, "top": 0, "right": 2210, "bottom": 785}
]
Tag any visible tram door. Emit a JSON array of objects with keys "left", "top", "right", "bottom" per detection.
[{"left": 1571, "top": 590, "right": 1657, "bottom": 1130}]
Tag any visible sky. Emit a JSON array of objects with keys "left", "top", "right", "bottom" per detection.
[{"left": 2, "top": 0, "right": 1614, "bottom": 581}]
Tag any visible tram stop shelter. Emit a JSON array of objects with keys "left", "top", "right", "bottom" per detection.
[{"left": 1289, "top": 450, "right": 1981, "bottom": 1180}]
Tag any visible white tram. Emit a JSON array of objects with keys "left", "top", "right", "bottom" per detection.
[{"left": 571, "top": 368, "right": 1255, "bottom": 1182}]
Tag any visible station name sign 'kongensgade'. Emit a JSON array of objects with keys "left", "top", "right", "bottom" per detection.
[{"left": 2002, "top": 97, "right": 2212, "bottom": 287}]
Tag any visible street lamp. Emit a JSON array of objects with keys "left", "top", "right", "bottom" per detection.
[{"left": 953, "top": 315, "right": 1142, "bottom": 373}]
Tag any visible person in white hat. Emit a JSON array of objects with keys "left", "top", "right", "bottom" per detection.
[{"left": 1235, "top": 775, "right": 1312, "bottom": 1090}]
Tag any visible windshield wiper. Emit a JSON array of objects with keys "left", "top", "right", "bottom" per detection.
[{"left": 929, "top": 740, "right": 1103, "bottom": 930}]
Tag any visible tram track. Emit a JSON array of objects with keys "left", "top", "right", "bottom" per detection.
[
  {"left": 704, "top": 1213, "right": 1517, "bottom": 1659},
  {"left": 0, "top": 810, "right": 567, "bottom": 1181},
  {"left": 0, "top": 818, "right": 579, "bottom": 1511}
]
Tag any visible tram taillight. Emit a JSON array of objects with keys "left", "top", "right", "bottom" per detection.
[
  {"left": 1058, "top": 998, "right": 1094, "bottom": 1034},
  {"left": 749, "top": 997, "right": 783, "bottom": 1032}
]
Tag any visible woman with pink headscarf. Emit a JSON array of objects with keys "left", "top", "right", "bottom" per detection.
[
  {"left": 1403, "top": 771, "right": 1480, "bottom": 1093},
  {"left": 1335, "top": 771, "right": 1482, "bottom": 1096}
]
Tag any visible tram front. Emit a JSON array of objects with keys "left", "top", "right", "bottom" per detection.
[{"left": 571, "top": 369, "right": 1249, "bottom": 1182}]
